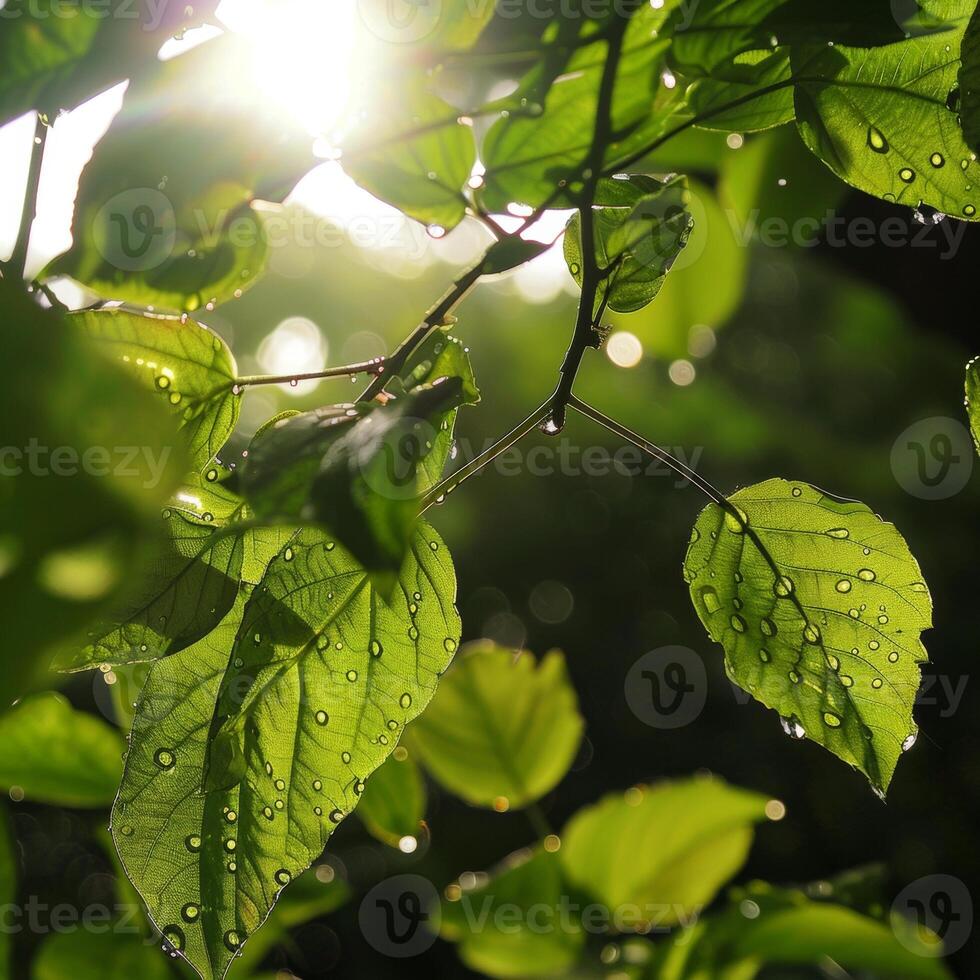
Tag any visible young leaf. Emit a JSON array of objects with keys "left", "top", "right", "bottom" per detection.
[
  {"left": 966, "top": 355, "right": 980, "bottom": 454},
  {"left": 793, "top": 0, "right": 980, "bottom": 220},
  {"left": 559, "top": 777, "right": 769, "bottom": 927},
  {"left": 33, "top": 928, "right": 173, "bottom": 980},
  {"left": 440, "top": 848, "right": 585, "bottom": 979},
  {"left": 356, "top": 750, "right": 427, "bottom": 848},
  {"left": 563, "top": 174, "right": 693, "bottom": 314},
  {"left": 74, "top": 308, "right": 241, "bottom": 473},
  {"left": 0, "top": 279, "right": 182, "bottom": 707},
  {"left": 0, "top": 693, "right": 123, "bottom": 808},
  {"left": 113, "top": 523, "right": 460, "bottom": 980},
  {"left": 684, "top": 478, "right": 932, "bottom": 795},
  {"left": 48, "top": 34, "right": 314, "bottom": 311},
  {"left": 407, "top": 644, "right": 583, "bottom": 809},
  {"left": 344, "top": 82, "right": 476, "bottom": 231},
  {"left": 242, "top": 379, "right": 470, "bottom": 576}
]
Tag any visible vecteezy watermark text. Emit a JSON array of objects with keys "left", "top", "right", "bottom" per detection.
[{"left": 0, "top": 441, "right": 172, "bottom": 490}]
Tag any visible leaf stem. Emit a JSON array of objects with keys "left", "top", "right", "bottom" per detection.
[
  {"left": 8, "top": 113, "right": 47, "bottom": 282},
  {"left": 235, "top": 359, "right": 385, "bottom": 390},
  {"left": 420, "top": 399, "right": 554, "bottom": 511}
]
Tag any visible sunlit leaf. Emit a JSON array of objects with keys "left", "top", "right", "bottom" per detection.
[
  {"left": 966, "top": 355, "right": 980, "bottom": 454},
  {"left": 356, "top": 750, "right": 427, "bottom": 847},
  {"left": 684, "top": 478, "right": 932, "bottom": 794},
  {"left": 560, "top": 777, "right": 769, "bottom": 927},
  {"left": 793, "top": 0, "right": 980, "bottom": 220},
  {"left": 75, "top": 308, "right": 241, "bottom": 473},
  {"left": 408, "top": 644, "right": 583, "bottom": 809},
  {"left": 564, "top": 174, "right": 693, "bottom": 313},
  {"left": 479, "top": 6, "right": 686, "bottom": 211},
  {"left": 0, "top": 693, "right": 122, "bottom": 807},
  {"left": 440, "top": 848, "right": 584, "bottom": 979},
  {"left": 344, "top": 82, "right": 476, "bottom": 231},
  {"left": 49, "top": 35, "right": 314, "bottom": 311},
  {"left": 114, "top": 522, "right": 459, "bottom": 980},
  {"left": 0, "top": 279, "right": 182, "bottom": 707},
  {"left": 0, "top": 1, "right": 218, "bottom": 127}
]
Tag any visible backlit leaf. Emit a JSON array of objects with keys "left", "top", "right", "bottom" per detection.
[
  {"left": 356, "top": 750, "right": 427, "bottom": 848},
  {"left": 684, "top": 478, "right": 932, "bottom": 794}
]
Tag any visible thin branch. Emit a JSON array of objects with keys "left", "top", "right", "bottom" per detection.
[
  {"left": 235, "top": 359, "right": 385, "bottom": 390},
  {"left": 8, "top": 113, "right": 47, "bottom": 281},
  {"left": 420, "top": 398, "right": 554, "bottom": 511},
  {"left": 548, "top": 16, "right": 629, "bottom": 430}
]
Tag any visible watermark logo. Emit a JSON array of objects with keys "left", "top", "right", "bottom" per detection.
[
  {"left": 93, "top": 189, "right": 176, "bottom": 273},
  {"left": 892, "top": 875, "right": 972, "bottom": 957},
  {"left": 890, "top": 417, "right": 974, "bottom": 500},
  {"left": 359, "top": 874, "right": 441, "bottom": 957},
  {"left": 358, "top": 0, "right": 444, "bottom": 43},
  {"left": 625, "top": 646, "right": 707, "bottom": 729}
]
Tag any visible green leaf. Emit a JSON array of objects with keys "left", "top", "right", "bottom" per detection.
[
  {"left": 114, "top": 522, "right": 460, "bottom": 980},
  {"left": 959, "top": 1, "right": 980, "bottom": 153},
  {"left": 648, "top": 879, "right": 952, "bottom": 980},
  {"left": 0, "top": 278, "right": 182, "bottom": 706},
  {"left": 32, "top": 928, "right": 173, "bottom": 980},
  {"left": 559, "top": 777, "right": 769, "bottom": 927},
  {"left": 408, "top": 644, "right": 583, "bottom": 809},
  {"left": 57, "top": 500, "right": 245, "bottom": 671},
  {"left": 479, "top": 6, "right": 686, "bottom": 211},
  {"left": 441, "top": 848, "right": 585, "bottom": 979},
  {"left": 74, "top": 308, "right": 241, "bottom": 473},
  {"left": 0, "top": 693, "right": 123, "bottom": 808},
  {"left": 564, "top": 174, "right": 693, "bottom": 314},
  {"left": 344, "top": 82, "right": 476, "bottom": 231},
  {"left": 966, "top": 355, "right": 980, "bottom": 454},
  {"left": 242, "top": 379, "right": 468, "bottom": 577},
  {"left": 793, "top": 1, "right": 980, "bottom": 220},
  {"left": 0, "top": 1, "right": 218, "bottom": 128},
  {"left": 684, "top": 478, "right": 932, "bottom": 795},
  {"left": 49, "top": 34, "right": 313, "bottom": 311},
  {"left": 356, "top": 749, "right": 427, "bottom": 848}
]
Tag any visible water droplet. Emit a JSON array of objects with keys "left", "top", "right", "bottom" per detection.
[
  {"left": 724, "top": 507, "right": 748, "bottom": 533},
  {"left": 899, "top": 167, "right": 916, "bottom": 183},
  {"left": 313, "top": 779, "right": 322, "bottom": 791},
  {"left": 867, "top": 127, "right": 888, "bottom": 153},
  {"left": 163, "top": 925, "right": 186, "bottom": 952},
  {"left": 329, "top": 809, "right": 343, "bottom": 823},
  {"left": 119, "top": 824, "right": 134, "bottom": 837},
  {"left": 400, "top": 693, "right": 413, "bottom": 709},
  {"left": 857, "top": 568, "right": 876, "bottom": 582},
  {"left": 827, "top": 654, "right": 840, "bottom": 671},
  {"left": 262, "top": 806, "right": 273, "bottom": 819},
  {"left": 869, "top": 640, "right": 880, "bottom": 651},
  {"left": 185, "top": 835, "right": 201, "bottom": 852},
  {"left": 902, "top": 732, "right": 917, "bottom": 752},
  {"left": 759, "top": 649, "right": 771, "bottom": 663},
  {"left": 872, "top": 678, "right": 883, "bottom": 689},
  {"left": 370, "top": 640, "right": 383, "bottom": 657},
  {"left": 444, "top": 637, "right": 457, "bottom": 653},
  {"left": 346, "top": 669, "right": 358, "bottom": 682},
  {"left": 730, "top": 614, "right": 746, "bottom": 633},
  {"left": 156, "top": 375, "right": 171, "bottom": 390},
  {"left": 964, "top": 204, "right": 976, "bottom": 217},
  {"left": 835, "top": 579, "right": 852, "bottom": 594},
  {"left": 154, "top": 748, "right": 175, "bottom": 770},
  {"left": 224, "top": 838, "right": 236, "bottom": 852},
  {"left": 275, "top": 869, "right": 291, "bottom": 886},
  {"left": 803, "top": 623, "right": 821, "bottom": 644},
  {"left": 823, "top": 711, "right": 842, "bottom": 728},
  {"left": 224, "top": 930, "right": 241, "bottom": 951},
  {"left": 224, "top": 809, "right": 237, "bottom": 823},
  {"left": 699, "top": 586, "right": 721, "bottom": 614},
  {"left": 341, "top": 751, "right": 352, "bottom": 764},
  {"left": 774, "top": 576, "right": 795, "bottom": 598},
  {"left": 840, "top": 674, "right": 854, "bottom": 687},
  {"left": 930, "top": 152, "right": 945, "bottom": 168},
  {"left": 791, "top": 486, "right": 803, "bottom": 497},
  {"left": 789, "top": 669, "right": 801, "bottom": 684},
  {"left": 888, "top": 651, "right": 899, "bottom": 663},
  {"left": 826, "top": 527, "right": 849, "bottom": 539},
  {"left": 780, "top": 716, "right": 805, "bottom": 739},
  {"left": 315, "top": 710, "right": 328, "bottom": 726},
  {"left": 181, "top": 903, "right": 200, "bottom": 923},
  {"left": 284, "top": 547, "right": 294, "bottom": 562},
  {"left": 761, "top": 618, "right": 777, "bottom": 637},
  {"left": 274, "top": 778, "right": 285, "bottom": 791}
]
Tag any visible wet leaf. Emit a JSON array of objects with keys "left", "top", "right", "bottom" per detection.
[{"left": 684, "top": 478, "right": 932, "bottom": 794}]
